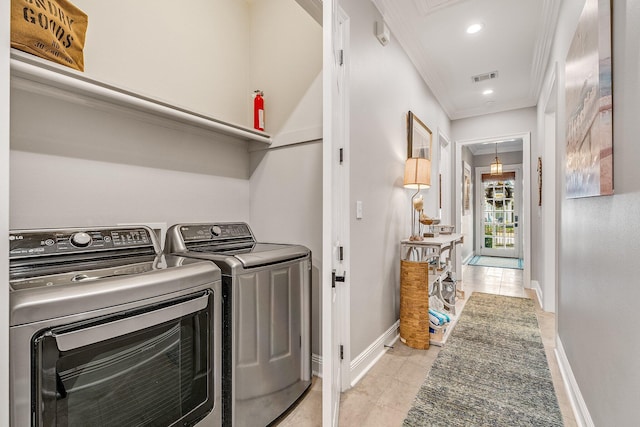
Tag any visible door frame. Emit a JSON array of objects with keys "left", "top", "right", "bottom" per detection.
[
  {"left": 475, "top": 164, "right": 523, "bottom": 258},
  {"left": 322, "top": 3, "right": 350, "bottom": 426},
  {"left": 454, "top": 133, "right": 531, "bottom": 289},
  {"left": 540, "top": 63, "right": 559, "bottom": 315},
  {"left": 1, "top": 0, "right": 11, "bottom": 423},
  {"left": 438, "top": 129, "right": 452, "bottom": 224}
]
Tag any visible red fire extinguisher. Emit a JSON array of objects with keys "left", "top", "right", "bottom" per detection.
[{"left": 253, "top": 90, "right": 264, "bottom": 131}]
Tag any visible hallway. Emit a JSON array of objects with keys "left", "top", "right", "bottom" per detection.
[{"left": 277, "top": 264, "right": 576, "bottom": 426}]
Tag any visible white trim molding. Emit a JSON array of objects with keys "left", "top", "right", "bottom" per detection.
[
  {"left": 530, "top": 280, "right": 543, "bottom": 305},
  {"left": 349, "top": 321, "right": 400, "bottom": 388},
  {"left": 555, "top": 338, "right": 595, "bottom": 427},
  {"left": 312, "top": 353, "right": 323, "bottom": 378},
  {"left": 462, "top": 252, "right": 474, "bottom": 265}
]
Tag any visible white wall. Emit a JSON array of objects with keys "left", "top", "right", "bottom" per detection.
[
  {"left": 452, "top": 107, "right": 537, "bottom": 143},
  {"left": 10, "top": 150, "right": 250, "bottom": 229},
  {"left": 248, "top": 0, "right": 323, "bottom": 135},
  {"left": 473, "top": 151, "right": 523, "bottom": 168},
  {"left": 74, "top": 0, "right": 251, "bottom": 126},
  {"left": 74, "top": 0, "right": 323, "bottom": 133},
  {"left": 341, "top": 0, "right": 451, "bottom": 358},
  {"left": 9, "top": 88, "right": 251, "bottom": 229},
  {"left": 11, "top": 88, "right": 251, "bottom": 178},
  {"left": 537, "top": 0, "right": 640, "bottom": 424}
]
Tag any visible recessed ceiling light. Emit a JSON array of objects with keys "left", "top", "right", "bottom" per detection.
[
  {"left": 483, "top": 89, "right": 494, "bottom": 95},
  {"left": 466, "top": 23, "right": 483, "bottom": 34}
]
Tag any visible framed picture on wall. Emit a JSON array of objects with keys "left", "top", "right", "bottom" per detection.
[
  {"left": 407, "top": 111, "right": 432, "bottom": 160},
  {"left": 537, "top": 157, "right": 543, "bottom": 206},
  {"left": 463, "top": 161, "right": 471, "bottom": 214},
  {"left": 565, "top": 0, "right": 613, "bottom": 198}
]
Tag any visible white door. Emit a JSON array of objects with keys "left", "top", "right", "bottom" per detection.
[
  {"left": 476, "top": 166, "right": 522, "bottom": 258},
  {"left": 1, "top": 0, "right": 11, "bottom": 424},
  {"left": 323, "top": 2, "right": 349, "bottom": 426}
]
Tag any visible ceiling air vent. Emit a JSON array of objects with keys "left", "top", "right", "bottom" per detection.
[{"left": 472, "top": 71, "right": 499, "bottom": 83}]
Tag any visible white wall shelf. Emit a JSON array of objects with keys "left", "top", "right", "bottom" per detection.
[{"left": 10, "top": 49, "right": 272, "bottom": 146}]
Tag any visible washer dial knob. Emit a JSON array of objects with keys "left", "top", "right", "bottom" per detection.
[
  {"left": 70, "top": 232, "right": 92, "bottom": 248},
  {"left": 210, "top": 226, "right": 222, "bottom": 237}
]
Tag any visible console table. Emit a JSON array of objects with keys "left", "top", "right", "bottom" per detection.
[{"left": 399, "top": 234, "right": 463, "bottom": 348}]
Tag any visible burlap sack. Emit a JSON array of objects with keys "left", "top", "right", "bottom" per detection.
[{"left": 11, "top": 0, "right": 88, "bottom": 71}]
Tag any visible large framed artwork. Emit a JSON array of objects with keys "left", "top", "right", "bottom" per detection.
[
  {"left": 407, "top": 111, "right": 432, "bottom": 160},
  {"left": 565, "top": 0, "right": 613, "bottom": 198}
]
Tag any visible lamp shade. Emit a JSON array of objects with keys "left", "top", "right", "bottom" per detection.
[
  {"left": 490, "top": 142, "right": 503, "bottom": 175},
  {"left": 490, "top": 157, "right": 503, "bottom": 175},
  {"left": 403, "top": 158, "right": 431, "bottom": 189}
]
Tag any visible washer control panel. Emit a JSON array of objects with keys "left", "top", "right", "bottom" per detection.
[
  {"left": 9, "top": 227, "right": 153, "bottom": 257},
  {"left": 179, "top": 223, "right": 253, "bottom": 242}
]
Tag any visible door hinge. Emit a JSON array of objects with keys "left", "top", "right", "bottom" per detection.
[
  {"left": 340, "top": 344, "right": 344, "bottom": 360},
  {"left": 339, "top": 148, "right": 344, "bottom": 164},
  {"left": 338, "top": 246, "right": 344, "bottom": 261},
  {"left": 337, "top": 49, "right": 344, "bottom": 66},
  {"left": 332, "top": 270, "right": 346, "bottom": 288}
]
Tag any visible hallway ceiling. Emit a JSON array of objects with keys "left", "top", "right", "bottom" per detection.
[
  {"left": 467, "top": 138, "right": 523, "bottom": 155},
  {"left": 371, "top": 0, "right": 561, "bottom": 120}
]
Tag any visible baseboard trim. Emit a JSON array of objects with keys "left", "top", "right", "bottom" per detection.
[
  {"left": 462, "top": 252, "right": 474, "bottom": 265},
  {"left": 530, "top": 280, "right": 543, "bottom": 306},
  {"left": 312, "top": 353, "right": 322, "bottom": 378},
  {"left": 555, "top": 338, "right": 594, "bottom": 427},
  {"left": 349, "top": 320, "right": 400, "bottom": 387}
]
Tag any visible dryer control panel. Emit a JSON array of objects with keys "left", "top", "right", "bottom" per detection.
[
  {"left": 179, "top": 223, "right": 254, "bottom": 243},
  {"left": 9, "top": 227, "right": 155, "bottom": 258}
]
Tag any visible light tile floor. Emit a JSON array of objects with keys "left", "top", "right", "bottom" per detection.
[{"left": 276, "top": 264, "right": 577, "bottom": 426}]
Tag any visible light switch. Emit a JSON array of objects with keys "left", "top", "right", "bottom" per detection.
[{"left": 356, "top": 201, "right": 363, "bottom": 219}]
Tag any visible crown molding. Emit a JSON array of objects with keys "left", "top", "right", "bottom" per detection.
[
  {"left": 529, "top": 0, "right": 561, "bottom": 100},
  {"left": 372, "top": 0, "right": 456, "bottom": 119}
]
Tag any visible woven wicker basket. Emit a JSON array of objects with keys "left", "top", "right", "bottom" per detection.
[{"left": 400, "top": 260, "right": 430, "bottom": 349}]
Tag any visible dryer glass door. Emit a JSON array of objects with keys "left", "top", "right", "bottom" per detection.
[{"left": 32, "top": 291, "right": 214, "bottom": 427}]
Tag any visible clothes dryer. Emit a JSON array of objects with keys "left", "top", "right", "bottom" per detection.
[
  {"left": 9, "top": 226, "right": 222, "bottom": 427},
  {"left": 165, "top": 222, "right": 311, "bottom": 427}
]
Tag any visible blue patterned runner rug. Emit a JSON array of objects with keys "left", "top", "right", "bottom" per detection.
[{"left": 403, "top": 293, "right": 563, "bottom": 426}]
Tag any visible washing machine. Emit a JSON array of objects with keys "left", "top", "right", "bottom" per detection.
[
  {"left": 9, "top": 226, "right": 222, "bottom": 427},
  {"left": 165, "top": 222, "right": 311, "bottom": 427}
]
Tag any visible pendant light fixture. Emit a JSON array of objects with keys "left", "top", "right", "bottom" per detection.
[{"left": 490, "top": 142, "right": 502, "bottom": 175}]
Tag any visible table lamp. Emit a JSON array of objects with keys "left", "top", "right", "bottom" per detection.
[{"left": 404, "top": 158, "right": 431, "bottom": 240}]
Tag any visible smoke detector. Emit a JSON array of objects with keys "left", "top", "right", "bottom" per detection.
[{"left": 471, "top": 71, "right": 499, "bottom": 83}]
